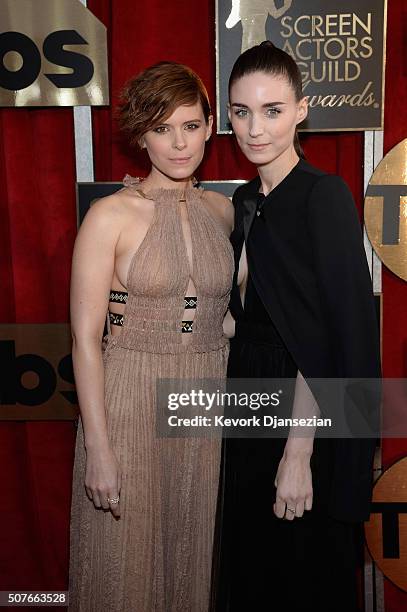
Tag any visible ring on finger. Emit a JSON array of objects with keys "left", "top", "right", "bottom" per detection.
[
  {"left": 287, "top": 507, "right": 296, "bottom": 514},
  {"left": 107, "top": 496, "right": 120, "bottom": 505}
]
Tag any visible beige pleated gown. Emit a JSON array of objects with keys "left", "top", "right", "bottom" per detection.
[{"left": 69, "top": 179, "right": 234, "bottom": 612}]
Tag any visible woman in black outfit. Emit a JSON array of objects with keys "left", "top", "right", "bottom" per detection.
[{"left": 216, "top": 42, "right": 381, "bottom": 612}]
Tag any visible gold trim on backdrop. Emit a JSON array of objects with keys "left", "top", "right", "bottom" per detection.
[{"left": 381, "top": 0, "right": 388, "bottom": 133}]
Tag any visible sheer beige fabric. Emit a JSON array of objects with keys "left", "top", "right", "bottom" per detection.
[{"left": 69, "top": 180, "right": 234, "bottom": 611}]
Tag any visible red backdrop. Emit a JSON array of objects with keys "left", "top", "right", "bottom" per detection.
[{"left": 0, "top": 0, "right": 406, "bottom": 609}]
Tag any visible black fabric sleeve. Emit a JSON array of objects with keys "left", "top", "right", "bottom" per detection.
[
  {"left": 307, "top": 175, "right": 381, "bottom": 521},
  {"left": 307, "top": 174, "right": 381, "bottom": 378}
]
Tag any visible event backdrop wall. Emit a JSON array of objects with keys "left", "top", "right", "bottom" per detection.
[{"left": 0, "top": 0, "right": 406, "bottom": 610}]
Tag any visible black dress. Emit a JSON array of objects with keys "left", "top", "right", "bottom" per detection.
[{"left": 215, "top": 158, "right": 380, "bottom": 611}]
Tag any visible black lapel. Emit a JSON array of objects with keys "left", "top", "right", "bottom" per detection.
[{"left": 242, "top": 197, "right": 257, "bottom": 242}]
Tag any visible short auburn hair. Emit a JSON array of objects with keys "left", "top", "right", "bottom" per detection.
[{"left": 118, "top": 61, "right": 211, "bottom": 148}]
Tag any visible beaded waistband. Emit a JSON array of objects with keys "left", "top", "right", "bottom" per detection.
[{"left": 109, "top": 311, "right": 196, "bottom": 333}]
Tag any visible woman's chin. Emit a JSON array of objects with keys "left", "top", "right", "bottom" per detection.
[{"left": 153, "top": 164, "right": 197, "bottom": 183}]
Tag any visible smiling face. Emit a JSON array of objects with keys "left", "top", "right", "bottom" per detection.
[
  {"left": 228, "top": 71, "right": 307, "bottom": 169},
  {"left": 141, "top": 102, "right": 212, "bottom": 183}
]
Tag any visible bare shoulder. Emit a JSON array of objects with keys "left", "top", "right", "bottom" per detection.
[
  {"left": 82, "top": 191, "right": 122, "bottom": 225},
  {"left": 80, "top": 187, "right": 145, "bottom": 232},
  {"left": 202, "top": 190, "right": 234, "bottom": 234}
]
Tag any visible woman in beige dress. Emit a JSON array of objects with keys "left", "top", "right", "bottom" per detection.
[{"left": 69, "top": 61, "right": 234, "bottom": 611}]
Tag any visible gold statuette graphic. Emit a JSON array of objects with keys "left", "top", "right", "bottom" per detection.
[
  {"left": 225, "top": 0, "right": 292, "bottom": 53},
  {"left": 365, "top": 457, "right": 407, "bottom": 592},
  {"left": 364, "top": 139, "right": 407, "bottom": 281},
  {"left": 0, "top": 0, "right": 108, "bottom": 107}
]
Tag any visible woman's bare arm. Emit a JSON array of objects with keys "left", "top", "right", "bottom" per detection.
[
  {"left": 274, "top": 371, "right": 320, "bottom": 520},
  {"left": 70, "top": 196, "right": 122, "bottom": 516}
]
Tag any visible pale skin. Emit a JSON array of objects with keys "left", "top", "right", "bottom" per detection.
[
  {"left": 228, "top": 71, "right": 319, "bottom": 521},
  {"left": 70, "top": 101, "right": 234, "bottom": 518}
]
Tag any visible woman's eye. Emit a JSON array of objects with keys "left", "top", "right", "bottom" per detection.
[
  {"left": 234, "top": 108, "right": 248, "bottom": 118},
  {"left": 266, "top": 107, "right": 281, "bottom": 117},
  {"left": 153, "top": 126, "right": 168, "bottom": 134},
  {"left": 185, "top": 123, "right": 200, "bottom": 130}
]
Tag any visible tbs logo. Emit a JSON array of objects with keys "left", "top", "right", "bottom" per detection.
[
  {"left": 0, "top": 324, "right": 77, "bottom": 419},
  {"left": 0, "top": 0, "right": 108, "bottom": 107},
  {"left": 0, "top": 30, "right": 94, "bottom": 91}
]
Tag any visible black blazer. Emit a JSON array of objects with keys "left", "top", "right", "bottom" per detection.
[{"left": 230, "top": 158, "right": 381, "bottom": 522}]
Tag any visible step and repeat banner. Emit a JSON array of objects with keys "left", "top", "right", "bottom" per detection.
[{"left": 0, "top": 0, "right": 397, "bottom": 420}]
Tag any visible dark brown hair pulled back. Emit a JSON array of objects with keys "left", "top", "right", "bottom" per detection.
[{"left": 229, "top": 41, "right": 305, "bottom": 157}]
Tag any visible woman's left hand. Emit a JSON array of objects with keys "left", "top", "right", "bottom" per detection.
[{"left": 273, "top": 451, "right": 313, "bottom": 520}]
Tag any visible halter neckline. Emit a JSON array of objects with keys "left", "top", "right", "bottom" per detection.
[{"left": 123, "top": 174, "right": 203, "bottom": 201}]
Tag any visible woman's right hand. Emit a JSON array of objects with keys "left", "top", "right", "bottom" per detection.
[{"left": 84, "top": 445, "right": 122, "bottom": 518}]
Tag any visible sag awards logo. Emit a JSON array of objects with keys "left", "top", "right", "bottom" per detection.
[
  {"left": 364, "top": 139, "right": 407, "bottom": 281},
  {"left": 0, "top": 0, "right": 108, "bottom": 107},
  {"left": 216, "top": 0, "right": 386, "bottom": 132},
  {"left": 365, "top": 457, "right": 407, "bottom": 592}
]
